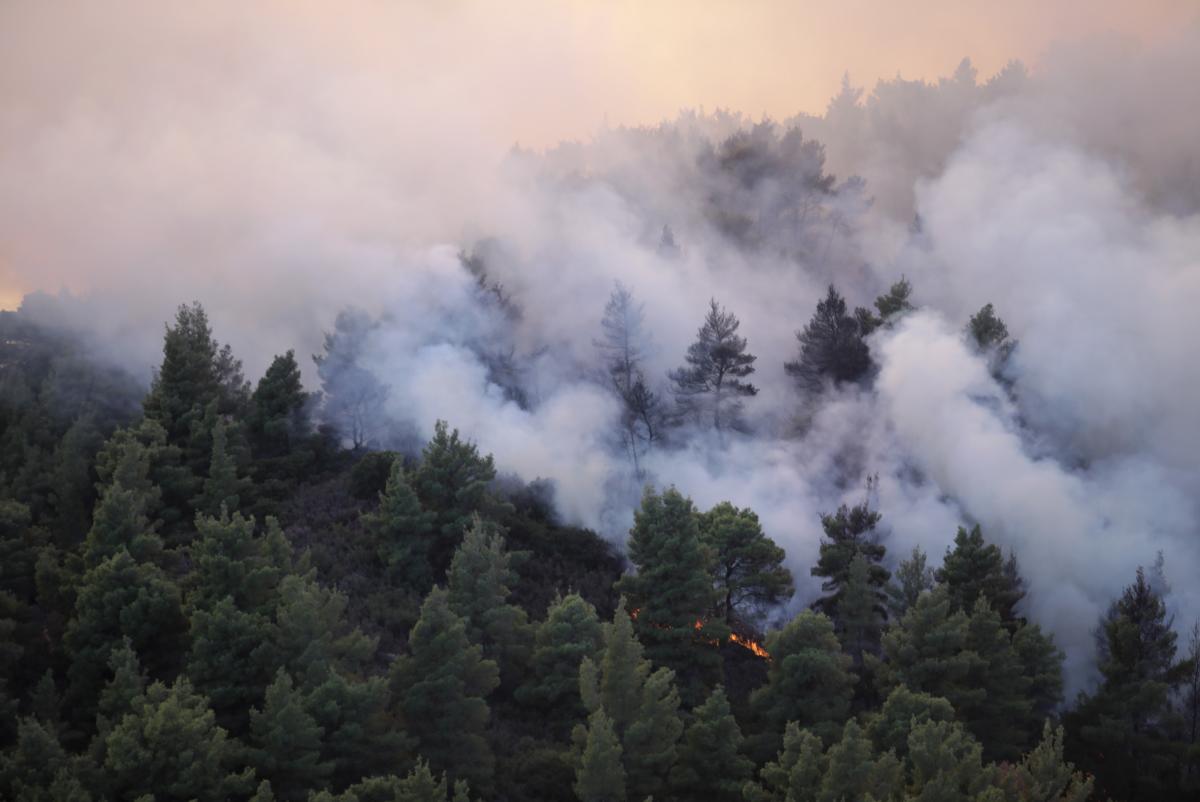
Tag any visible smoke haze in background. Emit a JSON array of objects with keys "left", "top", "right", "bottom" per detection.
[{"left": 2, "top": 0, "right": 1199, "bottom": 692}]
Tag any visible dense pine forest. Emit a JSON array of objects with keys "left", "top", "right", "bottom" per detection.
[{"left": 1, "top": 291, "right": 1197, "bottom": 802}]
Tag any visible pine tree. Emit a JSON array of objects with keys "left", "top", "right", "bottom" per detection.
[
  {"left": 575, "top": 709, "right": 625, "bottom": 802},
  {"left": 366, "top": 460, "right": 435, "bottom": 594},
  {"left": 905, "top": 719, "right": 994, "bottom": 800},
  {"left": 785, "top": 285, "right": 870, "bottom": 393},
  {"left": 195, "top": 417, "right": 250, "bottom": 518},
  {"left": 743, "top": 722, "right": 824, "bottom": 802},
  {"left": 622, "top": 665, "right": 683, "bottom": 801},
  {"left": 83, "top": 425, "right": 165, "bottom": 568},
  {"left": 514, "top": 593, "right": 603, "bottom": 736},
  {"left": 964, "top": 597, "right": 1033, "bottom": 761},
  {"left": 272, "top": 573, "right": 377, "bottom": 688},
  {"left": 248, "top": 350, "right": 312, "bottom": 458},
  {"left": 871, "top": 586, "right": 983, "bottom": 722},
  {"left": 669, "top": 687, "right": 753, "bottom": 802},
  {"left": 866, "top": 685, "right": 956, "bottom": 760},
  {"left": 615, "top": 486, "right": 723, "bottom": 702},
  {"left": 446, "top": 517, "right": 532, "bottom": 690},
  {"left": 749, "top": 610, "right": 855, "bottom": 759},
  {"left": 818, "top": 719, "right": 903, "bottom": 802},
  {"left": 64, "top": 550, "right": 186, "bottom": 718},
  {"left": 697, "top": 501, "right": 793, "bottom": 629},
  {"left": 579, "top": 597, "right": 648, "bottom": 736},
  {"left": 248, "top": 670, "right": 332, "bottom": 801},
  {"left": 668, "top": 299, "right": 757, "bottom": 434},
  {"left": 885, "top": 546, "right": 935, "bottom": 620},
  {"left": 1012, "top": 621, "right": 1065, "bottom": 743},
  {"left": 839, "top": 552, "right": 884, "bottom": 668},
  {"left": 102, "top": 677, "right": 254, "bottom": 802},
  {"left": 1069, "top": 566, "right": 1187, "bottom": 802},
  {"left": 96, "top": 638, "right": 147, "bottom": 734},
  {"left": 996, "top": 722, "right": 1094, "bottom": 802},
  {"left": 937, "top": 525, "right": 1025, "bottom": 625},
  {"left": 186, "top": 596, "right": 276, "bottom": 732},
  {"left": 810, "top": 499, "right": 888, "bottom": 620},
  {"left": 595, "top": 282, "right": 663, "bottom": 475},
  {"left": 410, "top": 421, "right": 504, "bottom": 578},
  {"left": 313, "top": 308, "right": 388, "bottom": 450},
  {"left": 390, "top": 586, "right": 499, "bottom": 794},
  {"left": 0, "top": 716, "right": 94, "bottom": 802}
]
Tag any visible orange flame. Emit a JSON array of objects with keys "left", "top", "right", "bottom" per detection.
[{"left": 629, "top": 607, "right": 770, "bottom": 660}]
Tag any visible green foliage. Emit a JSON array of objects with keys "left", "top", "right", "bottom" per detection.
[
  {"left": 410, "top": 421, "right": 503, "bottom": 578},
  {"left": 749, "top": 610, "right": 855, "bottom": 758},
  {"left": 786, "top": 284, "right": 871, "bottom": 393},
  {"left": 64, "top": 550, "right": 186, "bottom": 716},
  {"left": 885, "top": 546, "right": 935, "bottom": 620},
  {"left": 102, "top": 677, "right": 254, "bottom": 802},
  {"left": 366, "top": 460, "right": 435, "bottom": 593},
  {"left": 1068, "top": 566, "right": 1187, "bottom": 801},
  {"left": 0, "top": 716, "right": 94, "bottom": 802},
  {"left": 515, "top": 593, "right": 603, "bottom": 735},
  {"left": 195, "top": 417, "right": 251, "bottom": 518},
  {"left": 616, "top": 486, "right": 723, "bottom": 702},
  {"left": 668, "top": 299, "right": 758, "bottom": 433},
  {"left": 866, "top": 685, "right": 956, "bottom": 760},
  {"left": 446, "top": 516, "right": 532, "bottom": 690},
  {"left": 390, "top": 586, "right": 499, "bottom": 794},
  {"left": 840, "top": 552, "right": 884, "bottom": 668},
  {"left": 575, "top": 710, "right": 625, "bottom": 802},
  {"left": 810, "top": 500, "right": 889, "bottom": 621},
  {"left": 249, "top": 669, "right": 333, "bottom": 801},
  {"left": 697, "top": 501, "right": 793, "bottom": 628},
  {"left": 936, "top": 525, "right": 1025, "bottom": 625},
  {"left": 669, "top": 687, "right": 753, "bottom": 802},
  {"left": 967, "top": 303, "right": 1010, "bottom": 350},
  {"left": 273, "top": 573, "right": 377, "bottom": 688}
]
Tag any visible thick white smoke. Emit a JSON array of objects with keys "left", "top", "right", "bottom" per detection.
[{"left": 3, "top": 3, "right": 1199, "bottom": 693}]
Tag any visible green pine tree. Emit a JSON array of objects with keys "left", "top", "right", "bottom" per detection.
[
  {"left": 936, "top": 525, "right": 1025, "bottom": 625},
  {"left": 616, "top": 486, "right": 723, "bottom": 703},
  {"left": 390, "top": 586, "right": 500, "bottom": 795},
  {"left": 697, "top": 501, "right": 793, "bottom": 628},
  {"left": 195, "top": 417, "right": 250, "bottom": 518},
  {"left": 248, "top": 669, "right": 333, "bottom": 801},
  {"left": 669, "top": 686, "right": 753, "bottom": 802},
  {"left": 884, "top": 546, "right": 934, "bottom": 620},
  {"left": 810, "top": 500, "right": 889, "bottom": 621},
  {"left": 514, "top": 592, "right": 603, "bottom": 736},
  {"left": 102, "top": 677, "right": 254, "bottom": 802},
  {"left": 748, "top": 610, "right": 855, "bottom": 760},
  {"left": 366, "top": 460, "right": 435, "bottom": 594},
  {"left": 575, "top": 709, "right": 626, "bottom": 802},
  {"left": 446, "top": 516, "right": 533, "bottom": 690}
]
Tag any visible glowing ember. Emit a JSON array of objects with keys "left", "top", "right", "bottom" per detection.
[{"left": 628, "top": 607, "right": 770, "bottom": 660}]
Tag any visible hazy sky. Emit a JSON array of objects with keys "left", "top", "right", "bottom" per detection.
[{"left": 1, "top": 0, "right": 1196, "bottom": 308}]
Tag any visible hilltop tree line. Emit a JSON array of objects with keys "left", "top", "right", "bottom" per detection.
[{"left": 0, "top": 300, "right": 1197, "bottom": 802}]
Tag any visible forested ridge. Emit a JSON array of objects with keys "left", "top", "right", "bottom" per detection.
[{"left": 0, "top": 288, "right": 1197, "bottom": 802}]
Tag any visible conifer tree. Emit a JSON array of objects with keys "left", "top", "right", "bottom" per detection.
[
  {"left": 64, "top": 550, "right": 186, "bottom": 716},
  {"left": 446, "top": 517, "right": 532, "bottom": 689},
  {"left": 964, "top": 597, "right": 1033, "bottom": 761},
  {"left": 937, "top": 524, "right": 1025, "bottom": 625},
  {"left": 305, "top": 667, "right": 412, "bottom": 790},
  {"left": 102, "top": 677, "right": 254, "bottom": 802},
  {"left": 885, "top": 546, "right": 935, "bottom": 620},
  {"left": 819, "top": 719, "right": 903, "bottom": 802},
  {"left": 622, "top": 665, "right": 683, "bottom": 801},
  {"left": 595, "top": 282, "right": 663, "bottom": 475},
  {"left": 186, "top": 596, "right": 276, "bottom": 732},
  {"left": 668, "top": 299, "right": 758, "bottom": 434},
  {"left": 96, "top": 639, "right": 147, "bottom": 735},
  {"left": 248, "top": 669, "right": 333, "bottom": 801},
  {"left": 998, "top": 723, "right": 1094, "bottom": 802},
  {"left": 616, "top": 486, "right": 723, "bottom": 701},
  {"left": 838, "top": 552, "right": 884, "bottom": 668},
  {"left": 871, "top": 586, "right": 983, "bottom": 722},
  {"left": 411, "top": 421, "right": 504, "bottom": 578},
  {"left": 248, "top": 350, "right": 312, "bottom": 459},
  {"left": 785, "top": 285, "right": 871, "bottom": 393},
  {"left": 697, "top": 501, "right": 793, "bottom": 628},
  {"left": 743, "top": 722, "right": 825, "bottom": 802},
  {"left": 366, "top": 460, "right": 435, "bottom": 594},
  {"left": 1068, "top": 566, "right": 1186, "bottom": 802},
  {"left": 514, "top": 593, "right": 603, "bottom": 735},
  {"left": 866, "top": 685, "right": 956, "bottom": 760},
  {"left": 390, "top": 586, "right": 500, "bottom": 794},
  {"left": 905, "top": 719, "right": 993, "bottom": 800},
  {"left": 749, "top": 610, "right": 855, "bottom": 759},
  {"left": 0, "top": 716, "right": 94, "bottom": 802},
  {"left": 579, "top": 598, "right": 648, "bottom": 736},
  {"left": 575, "top": 709, "right": 625, "bottom": 802},
  {"left": 670, "top": 687, "right": 753, "bottom": 802},
  {"left": 272, "top": 573, "right": 377, "bottom": 688},
  {"left": 195, "top": 417, "right": 250, "bottom": 518},
  {"left": 810, "top": 499, "right": 889, "bottom": 620}
]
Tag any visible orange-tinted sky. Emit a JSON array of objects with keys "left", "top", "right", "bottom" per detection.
[{"left": 1, "top": 0, "right": 1197, "bottom": 309}]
